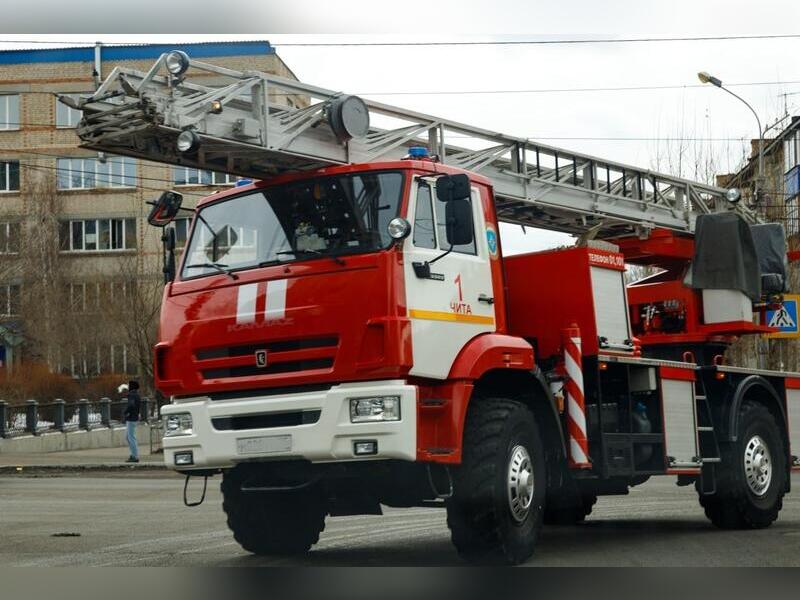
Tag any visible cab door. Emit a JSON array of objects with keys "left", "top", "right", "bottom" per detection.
[{"left": 403, "top": 176, "right": 497, "bottom": 379}]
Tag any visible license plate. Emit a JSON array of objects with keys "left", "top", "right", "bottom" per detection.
[{"left": 236, "top": 435, "right": 292, "bottom": 456}]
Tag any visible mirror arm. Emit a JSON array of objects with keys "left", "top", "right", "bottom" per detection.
[{"left": 427, "top": 244, "right": 453, "bottom": 266}]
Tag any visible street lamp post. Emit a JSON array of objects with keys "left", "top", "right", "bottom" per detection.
[{"left": 698, "top": 71, "right": 764, "bottom": 204}]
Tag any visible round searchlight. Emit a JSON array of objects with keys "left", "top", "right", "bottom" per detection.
[
  {"left": 327, "top": 95, "right": 370, "bottom": 142},
  {"left": 165, "top": 50, "right": 190, "bottom": 77},
  {"left": 176, "top": 129, "right": 200, "bottom": 153},
  {"left": 387, "top": 217, "right": 411, "bottom": 241},
  {"left": 725, "top": 187, "right": 742, "bottom": 204}
]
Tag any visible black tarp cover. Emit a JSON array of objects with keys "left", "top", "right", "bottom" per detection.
[
  {"left": 750, "top": 223, "right": 789, "bottom": 293},
  {"left": 688, "top": 212, "right": 761, "bottom": 301}
]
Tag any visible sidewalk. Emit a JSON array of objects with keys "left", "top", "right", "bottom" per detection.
[{"left": 0, "top": 446, "right": 166, "bottom": 473}]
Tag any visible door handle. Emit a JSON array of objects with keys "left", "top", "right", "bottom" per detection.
[{"left": 478, "top": 294, "right": 495, "bottom": 305}]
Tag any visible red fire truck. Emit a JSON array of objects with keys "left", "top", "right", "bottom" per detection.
[{"left": 72, "top": 51, "right": 800, "bottom": 564}]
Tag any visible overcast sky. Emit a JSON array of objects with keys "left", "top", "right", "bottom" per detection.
[{"left": 2, "top": 1, "right": 799, "bottom": 252}]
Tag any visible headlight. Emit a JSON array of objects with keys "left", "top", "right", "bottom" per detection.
[
  {"left": 349, "top": 396, "right": 401, "bottom": 423},
  {"left": 165, "top": 50, "right": 190, "bottom": 77},
  {"left": 164, "top": 412, "right": 193, "bottom": 436}
]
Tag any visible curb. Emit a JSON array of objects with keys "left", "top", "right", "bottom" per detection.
[{"left": 0, "top": 462, "right": 167, "bottom": 474}]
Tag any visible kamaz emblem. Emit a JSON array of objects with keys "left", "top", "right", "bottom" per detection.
[{"left": 255, "top": 350, "right": 268, "bottom": 368}]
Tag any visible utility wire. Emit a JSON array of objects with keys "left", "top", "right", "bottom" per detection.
[
  {"left": 4, "top": 80, "right": 800, "bottom": 98},
  {"left": 2, "top": 34, "right": 797, "bottom": 47}
]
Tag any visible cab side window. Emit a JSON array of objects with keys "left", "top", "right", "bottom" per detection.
[
  {"left": 434, "top": 186, "right": 477, "bottom": 255},
  {"left": 413, "top": 183, "right": 437, "bottom": 249}
]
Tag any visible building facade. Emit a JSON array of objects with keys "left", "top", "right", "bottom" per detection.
[{"left": 0, "top": 41, "right": 298, "bottom": 386}]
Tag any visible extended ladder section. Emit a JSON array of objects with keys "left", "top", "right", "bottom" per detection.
[{"left": 71, "top": 52, "right": 758, "bottom": 237}]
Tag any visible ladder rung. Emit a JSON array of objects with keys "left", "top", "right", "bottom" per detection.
[
  {"left": 701, "top": 458, "right": 721, "bottom": 463},
  {"left": 697, "top": 426, "right": 715, "bottom": 432},
  {"left": 695, "top": 395, "right": 707, "bottom": 400}
]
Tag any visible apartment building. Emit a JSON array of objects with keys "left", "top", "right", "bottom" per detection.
[{"left": 0, "top": 41, "right": 299, "bottom": 381}]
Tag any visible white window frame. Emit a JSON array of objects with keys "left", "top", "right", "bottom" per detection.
[
  {"left": 173, "top": 166, "right": 236, "bottom": 187},
  {"left": 0, "top": 161, "right": 20, "bottom": 192},
  {"left": 0, "top": 95, "right": 20, "bottom": 131},
  {"left": 56, "top": 94, "right": 86, "bottom": 128},
  {"left": 0, "top": 222, "right": 20, "bottom": 254},
  {"left": 57, "top": 156, "right": 136, "bottom": 190},
  {"left": 62, "top": 218, "right": 137, "bottom": 253},
  {"left": 0, "top": 283, "right": 20, "bottom": 317}
]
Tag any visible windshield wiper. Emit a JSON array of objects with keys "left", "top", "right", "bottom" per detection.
[
  {"left": 185, "top": 262, "right": 239, "bottom": 280},
  {"left": 275, "top": 249, "right": 346, "bottom": 266}
]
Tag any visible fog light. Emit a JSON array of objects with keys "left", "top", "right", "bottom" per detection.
[
  {"left": 174, "top": 451, "right": 194, "bottom": 466},
  {"left": 349, "top": 396, "right": 401, "bottom": 423},
  {"left": 353, "top": 440, "right": 378, "bottom": 456},
  {"left": 165, "top": 412, "right": 193, "bottom": 437}
]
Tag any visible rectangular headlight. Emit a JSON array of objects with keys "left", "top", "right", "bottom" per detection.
[
  {"left": 349, "top": 396, "right": 401, "bottom": 423},
  {"left": 164, "top": 412, "right": 193, "bottom": 437}
]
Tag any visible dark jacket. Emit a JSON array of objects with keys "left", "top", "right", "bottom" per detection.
[{"left": 124, "top": 390, "right": 141, "bottom": 422}]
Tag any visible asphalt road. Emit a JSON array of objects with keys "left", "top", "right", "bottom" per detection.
[{"left": 2, "top": 473, "right": 800, "bottom": 566}]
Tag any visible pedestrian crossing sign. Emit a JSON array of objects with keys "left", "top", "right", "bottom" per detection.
[{"left": 765, "top": 294, "right": 800, "bottom": 338}]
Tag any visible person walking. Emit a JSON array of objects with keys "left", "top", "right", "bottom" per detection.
[{"left": 119, "top": 380, "right": 141, "bottom": 463}]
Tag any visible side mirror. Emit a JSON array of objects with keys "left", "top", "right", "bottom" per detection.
[
  {"left": 436, "top": 174, "right": 470, "bottom": 203},
  {"left": 445, "top": 198, "right": 474, "bottom": 247},
  {"left": 147, "top": 191, "right": 184, "bottom": 227}
]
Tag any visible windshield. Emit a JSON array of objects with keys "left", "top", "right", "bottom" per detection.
[{"left": 181, "top": 171, "right": 404, "bottom": 278}]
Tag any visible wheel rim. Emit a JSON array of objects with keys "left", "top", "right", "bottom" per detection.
[
  {"left": 507, "top": 445, "right": 535, "bottom": 522},
  {"left": 744, "top": 434, "right": 773, "bottom": 497}
]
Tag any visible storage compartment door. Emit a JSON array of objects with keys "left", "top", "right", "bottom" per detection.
[
  {"left": 590, "top": 266, "right": 631, "bottom": 349},
  {"left": 661, "top": 378, "right": 700, "bottom": 471},
  {"left": 787, "top": 386, "right": 800, "bottom": 469}
]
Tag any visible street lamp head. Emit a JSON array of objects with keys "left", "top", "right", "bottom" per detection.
[{"left": 697, "top": 71, "right": 723, "bottom": 87}]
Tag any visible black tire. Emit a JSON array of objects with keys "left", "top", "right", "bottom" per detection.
[
  {"left": 221, "top": 464, "right": 326, "bottom": 555},
  {"left": 699, "top": 401, "right": 786, "bottom": 529},
  {"left": 543, "top": 490, "right": 597, "bottom": 525},
  {"left": 446, "top": 397, "right": 546, "bottom": 565}
]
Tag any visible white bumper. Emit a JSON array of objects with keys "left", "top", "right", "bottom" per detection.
[{"left": 161, "top": 380, "right": 417, "bottom": 470}]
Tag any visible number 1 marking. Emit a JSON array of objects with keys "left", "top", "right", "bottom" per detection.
[{"left": 455, "top": 273, "right": 463, "bottom": 302}]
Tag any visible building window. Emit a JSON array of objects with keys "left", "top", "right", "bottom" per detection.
[
  {"left": 785, "top": 131, "right": 800, "bottom": 174},
  {"left": 0, "top": 284, "right": 20, "bottom": 317},
  {"left": 787, "top": 196, "right": 799, "bottom": 237},
  {"left": 57, "top": 156, "right": 136, "bottom": 190},
  {"left": 0, "top": 95, "right": 20, "bottom": 131},
  {"left": 59, "top": 218, "right": 137, "bottom": 252},
  {"left": 0, "top": 222, "right": 20, "bottom": 254},
  {"left": 56, "top": 94, "right": 86, "bottom": 128},
  {"left": 171, "top": 217, "right": 192, "bottom": 248},
  {"left": 1, "top": 161, "right": 20, "bottom": 192},
  {"left": 173, "top": 166, "right": 235, "bottom": 186}
]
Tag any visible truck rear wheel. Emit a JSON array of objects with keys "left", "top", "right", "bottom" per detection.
[
  {"left": 699, "top": 401, "right": 786, "bottom": 529},
  {"left": 221, "top": 464, "right": 326, "bottom": 555},
  {"left": 446, "top": 397, "right": 546, "bottom": 565}
]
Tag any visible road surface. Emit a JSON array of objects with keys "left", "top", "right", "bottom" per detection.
[{"left": 3, "top": 473, "right": 799, "bottom": 566}]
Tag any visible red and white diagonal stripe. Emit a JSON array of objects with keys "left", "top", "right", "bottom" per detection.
[{"left": 563, "top": 329, "right": 590, "bottom": 468}]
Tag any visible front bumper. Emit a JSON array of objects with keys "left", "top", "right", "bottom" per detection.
[{"left": 161, "top": 380, "right": 417, "bottom": 470}]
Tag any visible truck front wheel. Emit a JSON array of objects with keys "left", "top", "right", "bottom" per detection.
[
  {"left": 699, "top": 400, "right": 787, "bottom": 529},
  {"left": 446, "top": 397, "right": 546, "bottom": 565},
  {"left": 221, "top": 464, "right": 327, "bottom": 555}
]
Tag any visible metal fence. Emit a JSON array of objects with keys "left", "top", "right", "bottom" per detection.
[{"left": 0, "top": 397, "right": 154, "bottom": 438}]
